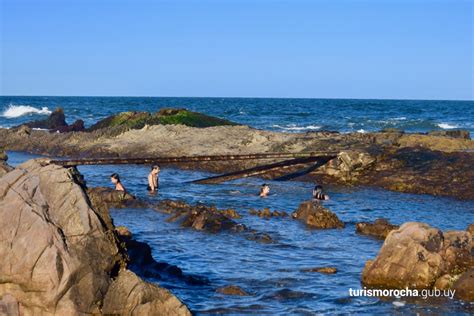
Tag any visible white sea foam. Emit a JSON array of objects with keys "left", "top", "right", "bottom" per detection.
[
  {"left": 357, "top": 129, "right": 366, "bottom": 133},
  {"left": 437, "top": 123, "right": 459, "bottom": 129},
  {"left": 272, "top": 124, "right": 322, "bottom": 131},
  {"left": 1, "top": 105, "right": 52, "bottom": 118}
]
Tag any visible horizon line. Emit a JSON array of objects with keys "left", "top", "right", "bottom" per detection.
[{"left": 0, "top": 94, "right": 473, "bottom": 103}]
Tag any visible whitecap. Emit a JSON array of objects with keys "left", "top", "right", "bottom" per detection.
[
  {"left": 357, "top": 129, "right": 366, "bottom": 133},
  {"left": 392, "top": 301, "right": 405, "bottom": 307},
  {"left": 437, "top": 123, "right": 459, "bottom": 129},
  {"left": 1, "top": 104, "right": 52, "bottom": 118},
  {"left": 272, "top": 124, "right": 322, "bottom": 131}
]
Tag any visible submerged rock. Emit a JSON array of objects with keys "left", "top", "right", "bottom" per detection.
[
  {"left": 292, "top": 201, "right": 345, "bottom": 229},
  {"left": 216, "top": 285, "right": 249, "bottom": 296},
  {"left": 0, "top": 160, "right": 190, "bottom": 315},
  {"left": 362, "top": 222, "right": 473, "bottom": 294},
  {"left": 356, "top": 218, "right": 399, "bottom": 239},
  {"left": 301, "top": 267, "right": 338, "bottom": 274},
  {"left": 249, "top": 208, "right": 289, "bottom": 218}
]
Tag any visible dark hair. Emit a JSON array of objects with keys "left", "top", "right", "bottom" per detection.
[
  {"left": 110, "top": 173, "right": 121, "bottom": 182},
  {"left": 314, "top": 184, "right": 323, "bottom": 191},
  {"left": 151, "top": 165, "right": 160, "bottom": 170},
  {"left": 261, "top": 183, "right": 268, "bottom": 187}
]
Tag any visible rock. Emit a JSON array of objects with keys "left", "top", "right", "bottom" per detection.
[
  {"left": 0, "top": 294, "right": 19, "bottom": 316},
  {"left": 0, "top": 160, "right": 190, "bottom": 314},
  {"left": 467, "top": 223, "right": 474, "bottom": 236},
  {"left": 216, "top": 285, "right": 249, "bottom": 296},
  {"left": 87, "top": 186, "right": 150, "bottom": 210},
  {"left": 87, "top": 108, "right": 238, "bottom": 132},
  {"left": 54, "top": 119, "right": 85, "bottom": 133},
  {"left": 116, "top": 225, "right": 133, "bottom": 239},
  {"left": 159, "top": 200, "right": 246, "bottom": 233},
  {"left": 102, "top": 270, "right": 191, "bottom": 315},
  {"left": 362, "top": 222, "right": 472, "bottom": 290},
  {"left": 292, "top": 201, "right": 344, "bottom": 229},
  {"left": 433, "top": 274, "right": 454, "bottom": 290},
  {"left": 356, "top": 218, "right": 399, "bottom": 239},
  {"left": 428, "top": 130, "right": 471, "bottom": 140},
  {"left": 249, "top": 208, "right": 288, "bottom": 218},
  {"left": 452, "top": 268, "right": 474, "bottom": 301},
  {"left": 22, "top": 107, "right": 67, "bottom": 130},
  {"left": 320, "top": 150, "right": 376, "bottom": 182},
  {"left": 301, "top": 267, "right": 337, "bottom": 274}
]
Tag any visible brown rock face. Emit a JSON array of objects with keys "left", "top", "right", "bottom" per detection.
[
  {"left": 292, "top": 201, "right": 344, "bottom": 229},
  {"left": 356, "top": 218, "right": 399, "bottom": 239},
  {"left": 216, "top": 285, "right": 249, "bottom": 296},
  {"left": 452, "top": 268, "right": 474, "bottom": 301},
  {"left": 0, "top": 160, "right": 190, "bottom": 315},
  {"left": 362, "top": 222, "right": 472, "bottom": 291}
]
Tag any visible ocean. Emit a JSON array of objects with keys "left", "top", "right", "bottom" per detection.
[{"left": 1, "top": 96, "right": 473, "bottom": 136}]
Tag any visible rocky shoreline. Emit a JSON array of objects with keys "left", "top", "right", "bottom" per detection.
[{"left": 0, "top": 108, "right": 473, "bottom": 199}]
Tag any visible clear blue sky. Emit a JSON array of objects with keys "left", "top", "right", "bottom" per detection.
[{"left": 0, "top": 0, "right": 472, "bottom": 100}]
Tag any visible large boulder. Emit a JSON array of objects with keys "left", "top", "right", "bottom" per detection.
[
  {"left": 452, "top": 268, "right": 474, "bottom": 301},
  {"left": 292, "top": 201, "right": 344, "bottom": 229},
  {"left": 0, "top": 160, "right": 190, "bottom": 315},
  {"left": 362, "top": 222, "right": 472, "bottom": 291},
  {"left": 356, "top": 218, "right": 399, "bottom": 239}
]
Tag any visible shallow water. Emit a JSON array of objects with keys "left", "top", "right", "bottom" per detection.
[
  {"left": 1, "top": 96, "right": 473, "bottom": 137},
  {"left": 7, "top": 151, "right": 474, "bottom": 315}
]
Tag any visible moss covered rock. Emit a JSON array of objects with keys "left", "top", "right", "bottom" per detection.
[{"left": 87, "top": 108, "right": 238, "bottom": 132}]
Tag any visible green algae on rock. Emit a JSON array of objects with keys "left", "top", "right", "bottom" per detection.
[{"left": 87, "top": 108, "right": 239, "bottom": 131}]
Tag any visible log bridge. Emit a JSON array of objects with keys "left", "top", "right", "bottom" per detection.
[{"left": 50, "top": 152, "right": 338, "bottom": 184}]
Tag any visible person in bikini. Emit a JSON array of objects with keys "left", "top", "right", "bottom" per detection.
[
  {"left": 110, "top": 173, "right": 126, "bottom": 192},
  {"left": 312, "top": 184, "right": 329, "bottom": 201},
  {"left": 147, "top": 165, "right": 160, "bottom": 192}
]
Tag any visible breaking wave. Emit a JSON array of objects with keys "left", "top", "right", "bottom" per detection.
[{"left": 1, "top": 105, "right": 52, "bottom": 118}]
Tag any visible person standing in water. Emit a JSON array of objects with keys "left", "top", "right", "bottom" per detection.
[
  {"left": 147, "top": 165, "right": 160, "bottom": 192},
  {"left": 110, "top": 173, "right": 126, "bottom": 192},
  {"left": 259, "top": 183, "right": 270, "bottom": 197},
  {"left": 312, "top": 184, "right": 329, "bottom": 201}
]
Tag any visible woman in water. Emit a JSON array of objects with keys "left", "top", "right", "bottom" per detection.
[
  {"left": 110, "top": 173, "right": 126, "bottom": 192},
  {"left": 259, "top": 183, "right": 270, "bottom": 197},
  {"left": 147, "top": 165, "right": 160, "bottom": 192},
  {"left": 313, "top": 184, "right": 329, "bottom": 200}
]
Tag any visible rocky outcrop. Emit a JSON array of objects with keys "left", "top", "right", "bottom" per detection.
[
  {"left": 87, "top": 108, "right": 239, "bottom": 132},
  {"left": 292, "top": 201, "right": 344, "bottom": 229},
  {"left": 362, "top": 222, "right": 473, "bottom": 297},
  {"left": 1, "top": 109, "right": 473, "bottom": 199},
  {"left": 13, "top": 108, "right": 85, "bottom": 133},
  {"left": 0, "top": 160, "right": 190, "bottom": 315},
  {"left": 356, "top": 218, "right": 399, "bottom": 239},
  {"left": 87, "top": 186, "right": 150, "bottom": 211}
]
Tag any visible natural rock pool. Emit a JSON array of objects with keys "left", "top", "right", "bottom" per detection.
[{"left": 8, "top": 151, "right": 474, "bottom": 314}]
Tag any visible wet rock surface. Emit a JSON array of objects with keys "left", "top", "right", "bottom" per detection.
[
  {"left": 362, "top": 222, "right": 473, "bottom": 297},
  {"left": 292, "top": 201, "right": 345, "bottom": 229},
  {"left": 0, "top": 160, "right": 190, "bottom": 315},
  {"left": 249, "top": 208, "right": 289, "bottom": 218},
  {"left": 216, "top": 285, "right": 250, "bottom": 296},
  {"left": 0, "top": 149, "right": 12, "bottom": 177},
  {"left": 301, "top": 267, "right": 338, "bottom": 274},
  {"left": 356, "top": 218, "right": 399, "bottom": 239}
]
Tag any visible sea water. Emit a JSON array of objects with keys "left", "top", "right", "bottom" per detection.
[
  {"left": 1, "top": 96, "right": 473, "bottom": 137},
  {"left": 6, "top": 151, "right": 474, "bottom": 315}
]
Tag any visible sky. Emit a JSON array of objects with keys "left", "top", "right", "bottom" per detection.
[{"left": 0, "top": 0, "right": 472, "bottom": 100}]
